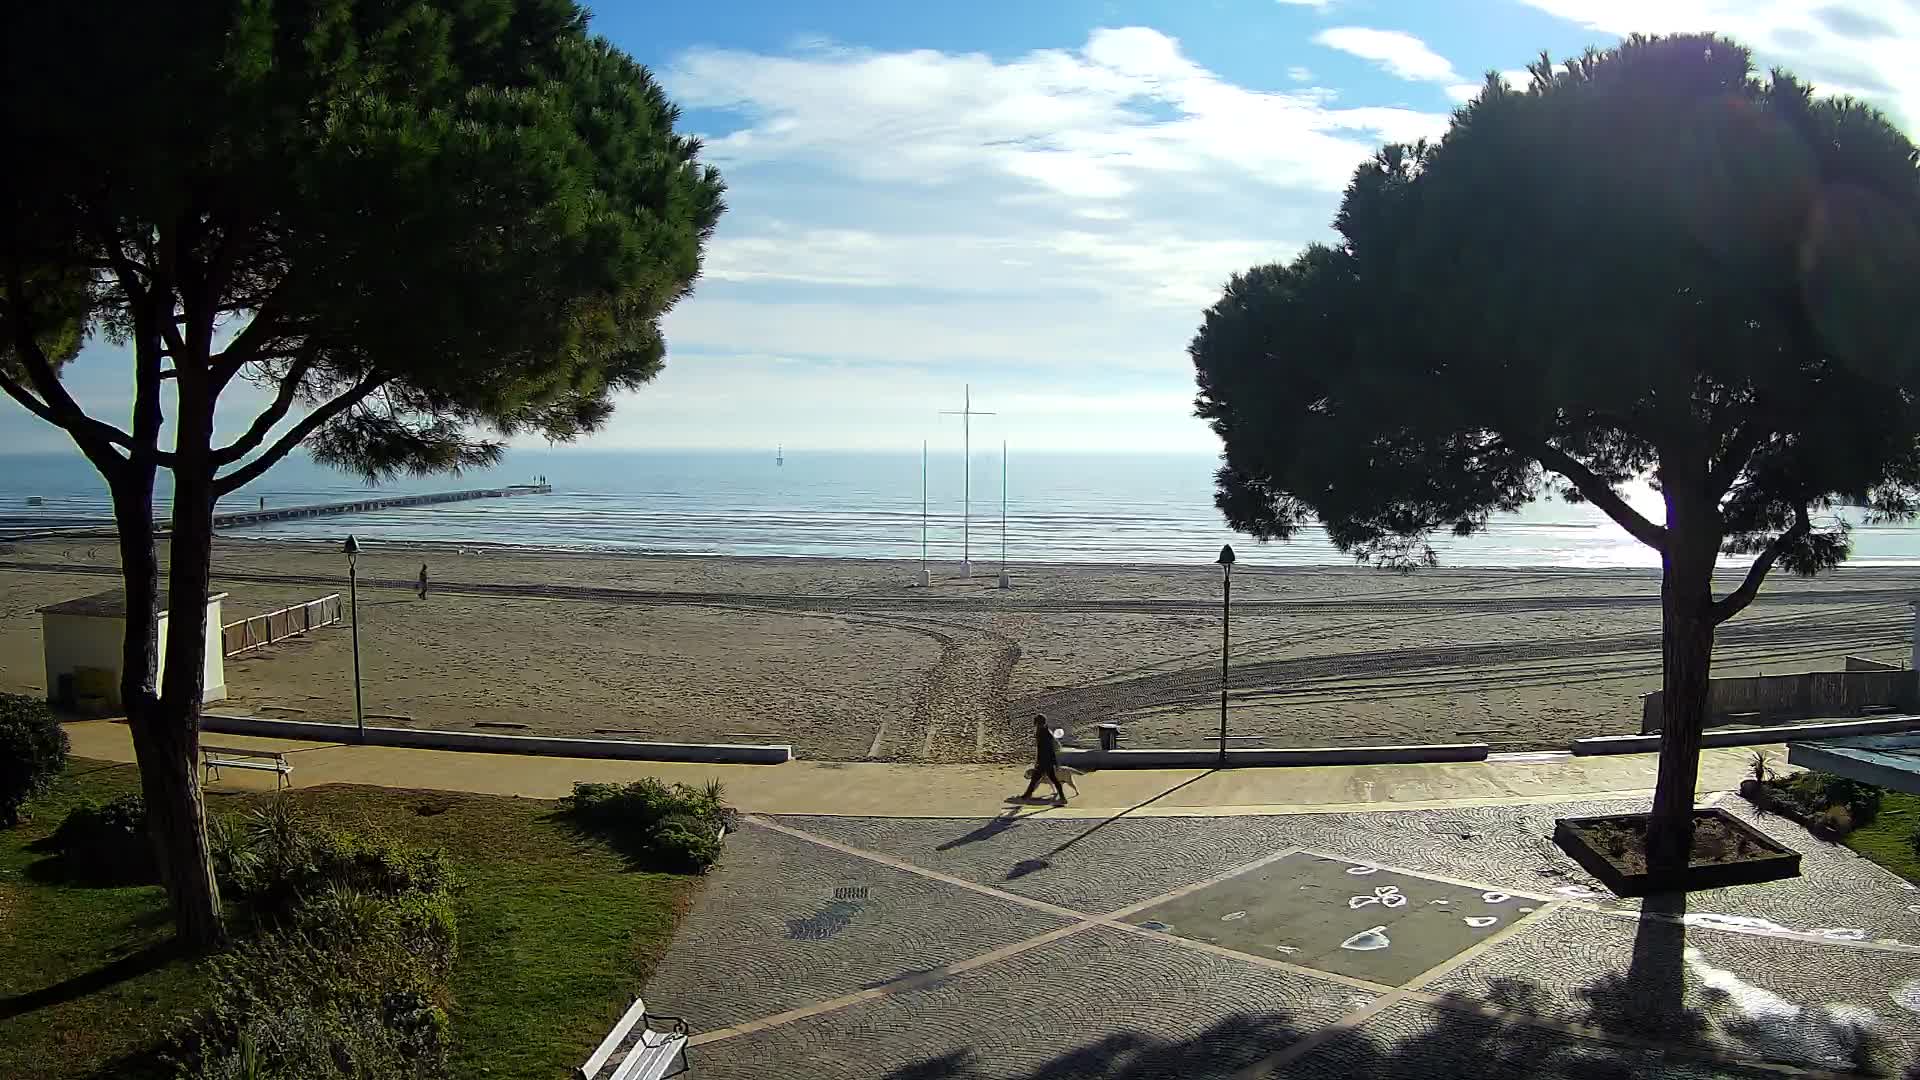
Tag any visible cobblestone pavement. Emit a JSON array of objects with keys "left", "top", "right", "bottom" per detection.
[{"left": 645, "top": 800, "right": 1920, "bottom": 1078}]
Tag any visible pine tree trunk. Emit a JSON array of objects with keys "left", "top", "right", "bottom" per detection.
[
  {"left": 1647, "top": 537, "right": 1718, "bottom": 870},
  {"left": 109, "top": 459, "right": 223, "bottom": 946},
  {"left": 152, "top": 407, "right": 226, "bottom": 948}
]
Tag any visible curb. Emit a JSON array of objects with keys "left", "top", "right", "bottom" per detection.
[
  {"left": 1060, "top": 742, "right": 1489, "bottom": 769},
  {"left": 1570, "top": 714, "right": 1920, "bottom": 756},
  {"left": 201, "top": 713, "right": 792, "bottom": 765}
]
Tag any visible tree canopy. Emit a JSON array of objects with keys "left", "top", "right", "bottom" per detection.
[
  {"left": 0, "top": 0, "right": 724, "bottom": 944},
  {"left": 1195, "top": 34, "right": 1920, "bottom": 584},
  {"left": 1191, "top": 33, "right": 1920, "bottom": 866},
  {"left": 2, "top": 0, "right": 724, "bottom": 486}
]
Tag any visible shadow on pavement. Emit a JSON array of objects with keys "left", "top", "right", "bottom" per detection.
[{"left": 877, "top": 895, "right": 1906, "bottom": 1079}]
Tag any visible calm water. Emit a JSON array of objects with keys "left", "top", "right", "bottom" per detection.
[{"left": 5, "top": 449, "right": 1920, "bottom": 569}]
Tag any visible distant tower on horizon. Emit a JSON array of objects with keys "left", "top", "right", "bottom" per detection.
[{"left": 776, "top": 444, "right": 783, "bottom": 467}]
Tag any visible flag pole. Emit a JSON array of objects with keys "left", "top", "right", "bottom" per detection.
[
  {"left": 940, "top": 385, "right": 994, "bottom": 580},
  {"left": 919, "top": 440, "right": 930, "bottom": 587},
  {"left": 998, "top": 439, "right": 1010, "bottom": 589}
]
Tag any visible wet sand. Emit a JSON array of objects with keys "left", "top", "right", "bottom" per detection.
[{"left": 0, "top": 537, "right": 1911, "bottom": 760}]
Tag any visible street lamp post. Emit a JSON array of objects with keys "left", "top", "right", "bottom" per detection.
[
  {"left": 1217, "top": 543, "right": 1235, "bottom": 768},
  {"left": 344, "top": 534, "right": 365, "bottom": 743}
]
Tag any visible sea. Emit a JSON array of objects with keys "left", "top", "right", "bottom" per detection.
[{"left": 5, "top": 448, "right": 1920, "bottom": 570}]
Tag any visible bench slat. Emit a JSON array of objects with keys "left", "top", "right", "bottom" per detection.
[
  {"left": 201, "top": 745, "right": 289, "bottom": 760},
  {"left": 609, "top": 1034, "right": 684, "bottom": 1080},
  {"left": 579, "top": 997, "right": 648, "bottom": 1080},
  {"left": 206, "top": 759, "right": 290, "bottom": 772}
]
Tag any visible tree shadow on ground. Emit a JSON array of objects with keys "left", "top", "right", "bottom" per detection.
[
  {"left": 0, "top": 940, "right": 181, "bottom": 1022},
  {"left": 878, "top": 890, "right": 1908, "bottom": 1079}
]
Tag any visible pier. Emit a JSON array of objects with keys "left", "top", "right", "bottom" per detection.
[
  {"left": 1, "top": 483, "right": 552, "bottom": 542},
  {"left": 215, "top": 484, "right": 552, "bottom": 530}
]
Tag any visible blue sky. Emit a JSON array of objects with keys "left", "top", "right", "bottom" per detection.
[{"left": 12, "top": 0, "right": 1919, "bottom": 455}]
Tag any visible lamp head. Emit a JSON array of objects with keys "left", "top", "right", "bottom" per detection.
[
  {"left": 343, "top": 534, "right": 359, "bottom": 558},
  {"left": 1216, "top": 544, "right": 1235, "bottom": 567}
]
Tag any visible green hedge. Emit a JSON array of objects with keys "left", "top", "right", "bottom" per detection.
[
  {"left": 0, "top": 692, "right": 68, "bottom": 826},
  {"left": 561, "top": 778, "right": 729, "bottom": 873}
]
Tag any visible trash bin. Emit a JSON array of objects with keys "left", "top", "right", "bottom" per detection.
[{"left": 1096, "top": 723, "right": 1120, "bottom": 751}]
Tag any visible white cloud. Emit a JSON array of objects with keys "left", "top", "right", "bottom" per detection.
[
  {"left": 645, "top": 27, "right": 1454, "bottom": 449},
  {"left": 1287, "top": 66, "right": 1314, "bottom": 82},
  {"left": 668, "top": 28, "right": 1449, "bottom": 202},
  {"left": 1275, "top": 0, "right": 1336, "bottom": 7},
  {"left": 1518, "top": 1, "right": 1920, "bottom": 124},
  {"left": 703, "top": 221, "right": 1276, "bottom": 309},
  {"left": 1313, "top": 27, "right": 1460, "bottom": 84}
]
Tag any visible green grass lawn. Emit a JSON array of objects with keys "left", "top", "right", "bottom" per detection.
[
  {"left": 1845, "top": 789, "right": 1920, "bottom": 884},
  {"left": 0, "top": 761, "right": 699, "bottom": 1080}
]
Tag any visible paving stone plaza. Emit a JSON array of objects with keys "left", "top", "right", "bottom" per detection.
[{"left": 647, "top": 796, "right": 1920, "bottom": 1078}]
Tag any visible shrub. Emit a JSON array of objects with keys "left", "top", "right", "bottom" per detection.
[
  {"left": 220, "top": 800, "right": 456, "bottom": 924},
  {"left": 1786, "top": 771, "right": 1883, "bottom": 828},
  {"left": 561, "top": 778, "right": 729, "bottom": 873},
  {"left": 170, "top": 806, "right": 459, "bottom": 1080},
  {"left": 0, "top": 692, "right": 68, "bottom": 826},
  {"left": 1816, "top": 804, "right": 1855, "bottom": 840},
  {"left": 652, "top": 812, "right": 724, "bottom": 873},
  {"left": 174, "top": 921, "right": 451, "bottom": 1080},
  {"left": 48, "top": 794, "right": 155, "bottom": 884}
]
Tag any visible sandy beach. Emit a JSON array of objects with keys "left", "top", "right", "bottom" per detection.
[{"left": 1, "top": 536, "right": 1912, "bottom": 761}]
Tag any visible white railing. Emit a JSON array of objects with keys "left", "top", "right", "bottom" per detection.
[{"left": 221, "top": 593, "right": 343, "bottom": 657}]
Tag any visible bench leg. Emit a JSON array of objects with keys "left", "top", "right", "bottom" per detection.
[{"left": 669, "top": 1042, "right": 689, "bottom": 1079}]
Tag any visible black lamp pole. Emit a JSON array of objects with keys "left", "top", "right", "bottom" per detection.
[
  {"left": 1217, "top": 543, "right": 1235, "bottom": 767},
  {"left": 344, "top": 534, "right": 364, "bottom": 743}
]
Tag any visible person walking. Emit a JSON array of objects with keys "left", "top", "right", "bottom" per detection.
[
  {"left": 417, "top": 563, "right": 429, "bottom": 600},
  {"left": 1022, "top": 713, "right": 1069, "bottom": 805}
]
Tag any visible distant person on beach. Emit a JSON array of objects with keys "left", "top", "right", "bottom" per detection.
[
  {"left": 259, "top": 496, "right": 265, "bottom": 511},
  {"left": 1022, "top": 713, "right": 1071, "bottom": 804},
  {"left": 417, "top": 564, "right": 429, "bottom": 600}
]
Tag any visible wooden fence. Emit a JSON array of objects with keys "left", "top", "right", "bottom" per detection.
[
  {"left": 222, "top": 594, "right": 343, "bottom": 657},
  {"left": 1640, "top": 666, "right": 1918, "bottom": 733}
]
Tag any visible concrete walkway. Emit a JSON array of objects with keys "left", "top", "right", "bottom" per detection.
[{"left": 65, "top": 719, "right": 1780, "bottom": 817}]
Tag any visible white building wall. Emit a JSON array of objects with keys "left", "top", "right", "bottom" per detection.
[{"left": 41, "top": 599, "right": 227, "bottom": 707}]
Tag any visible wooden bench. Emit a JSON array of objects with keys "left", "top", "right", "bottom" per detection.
[
  {"left": 578, "top": 996, "right": 688, "bottom": 1080},
  {"left": 200, "top": 745, "right": 293, "bottom": 791}
]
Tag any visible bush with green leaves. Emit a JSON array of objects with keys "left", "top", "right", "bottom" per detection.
[
  {"left": 1784, "top": 772, "right": 1883, "bottom": 831},
  {"left": 562, "top": 778, "right": 730, "bottom": 873},
  {"left": 48, "top": 793, "right": 155, "bottom": 884},
  {"left": 0, "top": 692, "right": 68, "bottom": 826},
  {"left": 166, "top": 803, "right": 460, "bottom": 1079},
  {"left": 218, "top": 800, "right": 457, "bottom": 925}
]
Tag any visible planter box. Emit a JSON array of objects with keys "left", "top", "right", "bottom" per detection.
[{"left": 1553, "top": 808, "right": 1801, "bottom": 897}]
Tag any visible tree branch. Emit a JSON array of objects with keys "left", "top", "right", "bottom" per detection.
[
  {"left": 2, "top": 269, "right": 137, "bottom": 463},
  {"left": 209, "top": 302, "right": 283, "bottom": 393},
  {"left": 1707, "top": 421, "right": 1765, "bottom": 497},
  {"left": 211, "top": 355, "right": 314, "bottom": 466},
  {"left": 213, "top": 374, "right": 387, "bottom": 495},
  {"left": 1529, "top": 440, "right": 1668, "bottom": 552},
  {"left": 1710, "top": 505, "right": 1811, "bottom": 624}
]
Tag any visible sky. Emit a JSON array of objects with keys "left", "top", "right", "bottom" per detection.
[{"left": 10, "top": 0, "right": 1920, "bottom": 456}]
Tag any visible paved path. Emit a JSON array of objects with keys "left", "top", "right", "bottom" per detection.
[
  {"left": 69, "top": 719, "right": 1920, "bottom": 1074},
  {"left": 649, "top": 804, "right": 1920, "bottom": 1078},
  {"left": 65, "top": 719, "right": 1780, "bottom": 818}
]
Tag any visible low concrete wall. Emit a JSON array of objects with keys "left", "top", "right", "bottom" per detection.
[
  {"left": 1640, "top": 668, "right": 1918, "bottom": 734},
  {"left": 1574, "top": 713, "right": 1920, "bottom": 756},
  {"left": 201, "top": 713, "right": 792, "bottom": 764},
  {"left": 1060, "top": 742, "right": 1489, "bottom": 770}
]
